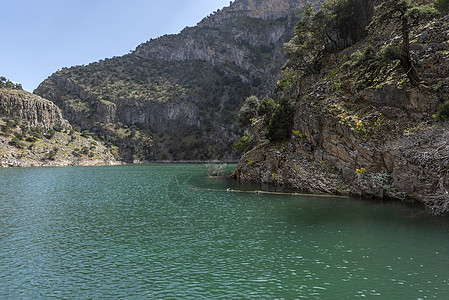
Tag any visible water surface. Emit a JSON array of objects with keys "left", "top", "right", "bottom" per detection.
[{"left": 1, "top": 164, "right": 449, "bottom": 299}]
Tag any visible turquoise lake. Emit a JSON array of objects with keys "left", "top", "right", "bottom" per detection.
[{"left": 1, "top": 164, "right": 449, "bottom": 299}]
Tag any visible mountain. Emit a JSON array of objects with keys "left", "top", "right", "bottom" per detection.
[
  {"left": 0, "top": 78, "right": 118, "bottom": 167},
  {"left": 34, "top": 0, "right": 323, "bottom": 162}
]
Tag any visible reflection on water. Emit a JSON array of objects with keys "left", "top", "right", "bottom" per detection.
[{"left": 0, "top": 164, "right": 449, "bottom": 298}]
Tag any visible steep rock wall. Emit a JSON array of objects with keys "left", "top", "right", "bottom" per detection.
[
  {"left": 0, "top": 89, "right": 69, "bottom": 130},
  {"left": 0, "top": 88, "right": 118, "bottom": 167}
]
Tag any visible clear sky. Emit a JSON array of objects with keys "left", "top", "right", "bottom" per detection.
[{"left": 0, "top": 0, "right": 233, "bottom": 92}]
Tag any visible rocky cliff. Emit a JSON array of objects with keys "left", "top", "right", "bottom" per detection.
[
  {"left": 35, "top": 0, "right": 323, "bottom": 162},
  {"left": 234, "top": 13, "right": 449, "bottom": 214},
  {"left": 0, "top": 87, "right": 118, "bottom": 167},
  {"left": 0, "top": 88, "right": 70, "bottom": 130}
]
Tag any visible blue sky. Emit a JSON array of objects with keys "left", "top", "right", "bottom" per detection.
[{"left": 0, "top": 0, "right": 232, "bottom": 92}]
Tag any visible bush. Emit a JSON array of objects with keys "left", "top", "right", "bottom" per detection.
[
  {"left": 14, "top": 132, "right": 26, "bottom": 140},
  {"left": 436, "top": 101, "right": 449, "bottom": 121},
  {"left": 20, "top": 124, "right": 29, "bottom": 133},
  {"left": 30, "top": 126, "right": 44, "bottom": 139},
  {"left": 9, "top": 137, "right": 26, "bottom": 149},
  {"left": 238, "top": 95, "right": 259, "bottom": 127},
  {"left": 5, "top": 119, "right": 16, "bottom": 128},
  {"left": 81, "top": 130, "right": 92, "bottom": 138},
  {"left": 47, "top": 147, "right": 59, "bottom": 160},
  {"left": 0, "top": 77, "right": 23, "bottom": 90},
  {"left": 257, "top": 96, "right": 276, "bottom": 119},
  {"left": 53, "top": 123, "right": 64, "bottom": 132},
  {"left": 46, "top": 129, "right": 56, "bottom": 139},
  {"left": 435, "top": 0, "right": 449, "bottom": 14},
  {"left": 81, "top": 146, "right": 90, "bottom": 155},
  {"left": 267, "top": 98, "right": 295, "bottom": 142},
  {"left": 232, "top": 131, "right": 254, "bottom": 152},
  {"left": 1, "top": 125, "right": 12, "bottom": 136},
  {"left": 26, "top": 136, "right": 38, "bottom": 143}
]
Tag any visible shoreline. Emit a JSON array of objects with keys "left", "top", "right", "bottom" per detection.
[{"left": 0, "top": 159, "right": 238, "bottom": 168}]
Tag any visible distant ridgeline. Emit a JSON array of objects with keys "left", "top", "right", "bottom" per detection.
[{"left": 35, "top": 0, "right": 324, "bottom": 162}]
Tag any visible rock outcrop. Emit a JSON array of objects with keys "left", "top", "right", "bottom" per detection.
[
  {"left": 0, "top": 88, "right": 119, "bottom": 167},
  {"left": 235, "top": 14, "right": 449, "bottom": 214},
  {"left": 0, "top": 89, "right": 69, "bottom": 130}
]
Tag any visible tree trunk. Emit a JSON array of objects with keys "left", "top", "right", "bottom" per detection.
[{"left": 401, "top": 15, "right": 421, "bottom": 85}]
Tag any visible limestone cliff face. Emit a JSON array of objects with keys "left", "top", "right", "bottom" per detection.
[
  {"left": 0, "top": 89, "right": 69, "bottom": 130},
  {"left": 235, "top": 15, "right": 449, "bottom": 214},
  {"left": 37, "top": 74, "right": 202, "bottom": 133},
  {"left": 35, "top": 0, "right": 323, "bottom": 162},
  {"left": 226, "top": 0, "right": 308, "bottom": 19},
  {"left": 0, "top": 88, "right": 118, "bottom": 167},
  {"left": 135, "top": 0, "right": 324, "bottom": 83}
]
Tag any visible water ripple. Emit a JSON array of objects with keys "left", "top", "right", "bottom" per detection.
[{"left": 1, "top": 165, "right": 449, "bottom": 298}]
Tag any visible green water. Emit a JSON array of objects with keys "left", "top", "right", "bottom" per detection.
[{"left": 1, "top": 164, "right": 449, "bottom": 299}]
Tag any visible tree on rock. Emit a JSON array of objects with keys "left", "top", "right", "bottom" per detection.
[
  {"left": 369, "top": 0, "right": 438, "bottom": 86},
  {"left": 267, "top": 97, "right": 294, "bottom": 143},
  {"left": 238, "top": 95, "right": 259, "bottom": 127}
]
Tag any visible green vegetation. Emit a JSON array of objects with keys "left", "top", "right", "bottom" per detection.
[
  {"left": 284, "top": 0, "right": 374, "bottom": 75},
  {"left": 275, "top": 68, "right": 297, "bottom": 95},
  {"left": 267, "top": 97, "right": 295, "bottom": 142},
  {"left": 9, "top": 137, "right": 26, "bottom": 149},
  {"left": 47, "top": 147, "right": 59, "bottom": 160},
  {"left": 436, "top": 101, "right": 449, "bottom": 121},
  {"left": 435, "top": 0, "right": 449, "bottom": 14},
  {"left": 257, "top": 96, "right": 276, "bottom": 124},
  {"left": 234, "top": 94, "right": 294, "bottom": 150},
  {"left": 57, "top": 56, "right": 256, "bottom": 119},
  {"left": 368, "top": 0, "right": 438, "bottom": 86},
  {"left": 232, "top": 131, "right": 254, "bottom": 152},
  {"left": 0, "top": 76, "right": 22, "bottom": 90},
  {"left": 342, "top": 45, "right": 401, "bottom": 89},
  {"left": 238, "top": 95, "right": 259, "bottom": 127}
]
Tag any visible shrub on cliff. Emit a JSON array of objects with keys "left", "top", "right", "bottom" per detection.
[
  {"left": 284, "top": 0, "right": 375, "bottom": 75},
  {"left": 46, "top": 129, "right": 56, "bottom": 139},
  {"left": 435, "top": 0, "right": 449, "bottom": 14},
  {"left": 9, "top": 137, "right": 26, "bottom": 149},
  {"left": 30, "top": 126, "right": 43, "bottom": 140},
  {"left": 53, "top": 123, "right": 64, "bottom": 132},
  {"left": 1, "top": 125, "right": 12, "bottom": 136},
  {"left": 257, "top": 96, "right": 276, "bottom": 124},
  {"left": 238, "top": 95, "right": 259, "bottom": 127},
  {"left": 436, "top": 101, "right": 449, "bottom": 121},
  {"left": 267, "top": 97, "right": 294, "bottom": 143},
  {"left": 368, "top": 0, "right": 438, "bottom": 86},
  {"left": 232, "top": 131, "right": 254, "bottom": 152},
  {"left": 47, "top": 147, "right": 59, "bottom": 160},
  {"left": 0, "top": 76, "right": 22, "bottom": 90}
]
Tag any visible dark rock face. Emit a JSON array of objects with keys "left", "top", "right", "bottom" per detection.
[{"left": 35, "top": 0, "right": 323, "bottom": 162}]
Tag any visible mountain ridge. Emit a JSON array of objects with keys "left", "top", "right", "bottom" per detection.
[{"left": 35, "top": 0, "right": 323, "bottom": 162}]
